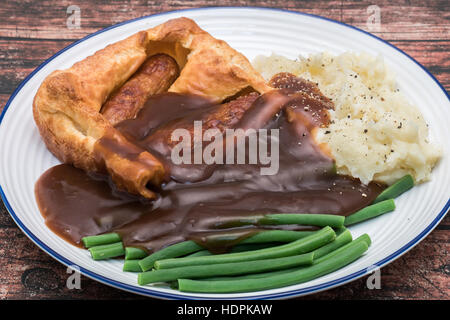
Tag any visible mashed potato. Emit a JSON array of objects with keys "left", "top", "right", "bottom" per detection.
[{"left": 253, "top": 52, "right": 442, "bottom": 185}]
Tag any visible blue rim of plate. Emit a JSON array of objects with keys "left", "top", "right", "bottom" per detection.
[{"left": 0, "top": 7, "right": 449, "bottom": 300}]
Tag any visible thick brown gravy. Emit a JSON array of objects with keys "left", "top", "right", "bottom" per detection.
[{"left": 35, "top": 73, "right": 384, "bottom": 253}]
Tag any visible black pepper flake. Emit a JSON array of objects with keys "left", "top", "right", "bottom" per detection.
[
  {"left": 364, "top": 129, "right": 368, "bottom": 133},
  {"left": 325, "top": 130, "right": 331, "bottom": 134},
  {"left": 397, "top": 122, "right": 402, "bottom": 129},
  {"left": 391, "top": 149, "right": 394, "bottom": 153}
]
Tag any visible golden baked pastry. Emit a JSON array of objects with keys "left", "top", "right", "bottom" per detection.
[{"left": 33, "top": 17, "right": 271, "bottom": 199}]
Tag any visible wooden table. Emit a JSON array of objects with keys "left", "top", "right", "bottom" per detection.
[{"left": 0, "top": 0, "right": 448, "bottom": 300}]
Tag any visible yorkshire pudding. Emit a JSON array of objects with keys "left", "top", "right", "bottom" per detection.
[{"left": 33, "top": 18, "right": 271, "bottom": 199}]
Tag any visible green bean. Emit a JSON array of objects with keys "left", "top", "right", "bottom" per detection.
[
  {"left": 330, "top": 163, "right": 337, "bottom": 175},
  {"left": 154, "top": 227, "right": 335, "bottom": 270},
  {"left": 177, "top": 240, "right": 368, "bottom": 293},
  {"left": 188, "top": 243, "right": 280, "bottom": 259},
  {"left": 344, "top": 200, "right": 395, "bottom": 226},
  {"left": 259, "top": 214, "right": 345, "bottom": 228},
  {"left": 138, "top": 252, "right": 314, "bottom": 285},
  {"left": 123, "top": 260, "right": 142, "bottom": 272},
  {"left": 125, "top": 247, "right": 148, "bottom": 260},
  {"left": 186, "top": 250, "right": 213, "bottom": 258},
  {"left": 240, "top": 230, "right": 315, "bottom": 244},
  {"left": 203, "top": 228, "right": 356, "bottom": 280},
  {"left": 139, "top": 240, "right": 203, "bottom": 271},
  {"left": 88, "top": 242, "right": 125, "bottom": 260},
  {"left": 82, "top": 233, "right": 121, "bottom": 248},
  {"left": 186, "top": 244, "right": 275, "bottom": 257},
  {"left": 373, "top": 174, "right": 414, "bottom": 203},
  {"left": 312, "top": 229, "right": 352, "bottom": 260}
]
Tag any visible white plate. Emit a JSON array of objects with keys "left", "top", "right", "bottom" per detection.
[{"left": 0, "top": 7, "right": 449, "bottom": 300}]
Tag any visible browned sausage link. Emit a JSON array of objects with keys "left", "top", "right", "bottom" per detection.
[{"left": 101, "top": 53, "right": 179, "bottom": 125}]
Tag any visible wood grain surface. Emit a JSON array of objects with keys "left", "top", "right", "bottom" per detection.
[{"left": 0, "top": 0, "right": 448, "bottom": 300}]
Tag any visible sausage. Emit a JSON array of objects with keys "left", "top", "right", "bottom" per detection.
[{"left": 101, "top": 53, "right": 179, "bottom": 125}]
